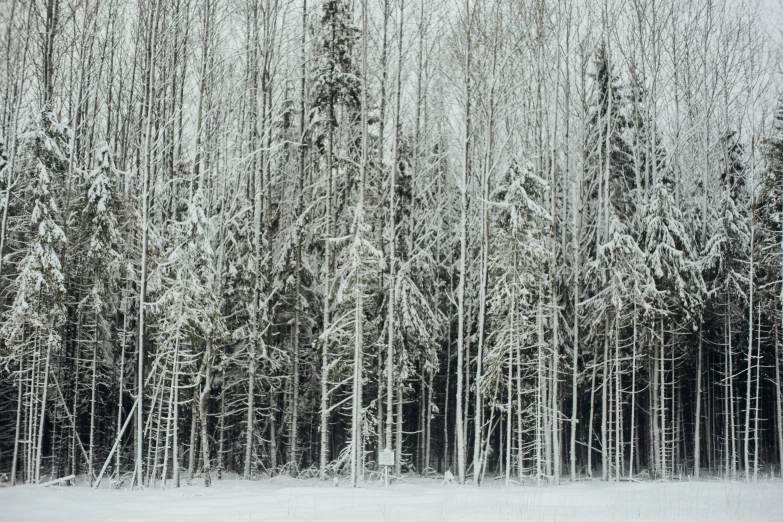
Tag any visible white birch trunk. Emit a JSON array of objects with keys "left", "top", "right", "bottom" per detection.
[
  {"left": 455, "top": 0, "right": 472, "bottom": 486},
  {"left": 11, "top": 357, "right": 23, "bottom": 486},
  {"left": 350, "top": 0, "right": 370, "bottom": 488},
  {"left": 199, "top": 337, "right": 213, "bottom": 487},
  {"left": 776, "top": 325, "right": 783, "bottom": 478},
  {"left": 752, "top": 311, "right": 760, "bottom": 481},
  {"left": 694, "top": 322, "right": 703, "bottom": 479},
  {"left": 745, "top": 165, "right": 755, "bottom": 481},
  {"left": 505, "top": 343, "right": 512, "bottom": 486},
  {"left": 88, "top": 311, "right": 98, "bottom": 484},
  {"left": 587, "top": 354, "right": 597, "bottom": 478},
  {"left": 601, "top": 320, "right": 608, "bottom": 481},
  {"left": 35, "top": 335, "right": 53, "bottom": 484},
  {"left": 135, "top": 0, "right": 161, "bottom": 488},
  {"left": 288, "top": 0, "right": 307, "bottom": 474},
  {"left": 660, "top": 320, "right": 667, "bottom": 480},
  {"left": 629, "top": 307, "right": 637, "bottom": 478}
]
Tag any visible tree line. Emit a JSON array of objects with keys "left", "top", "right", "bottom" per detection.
[{"left": 1, "top": 0, "right": 783, "bottom": 488}]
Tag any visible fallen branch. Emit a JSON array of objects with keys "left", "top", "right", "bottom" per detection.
[{"left": 39, "top": 475, "right": 75, "bottom": 487}]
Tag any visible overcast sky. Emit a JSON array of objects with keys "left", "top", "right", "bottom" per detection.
[{"left": 757, "top": 0, "right": 783, "bottom": 39}]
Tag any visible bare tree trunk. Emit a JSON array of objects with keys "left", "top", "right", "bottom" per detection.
[
  {"left": 188, "top": 387, "right": 198, "bottom": 483},
  {"left": 549, "top": 11, "right": 563, "bottom": 484},
  {"left": 601, "top": 319, "right": 608, "bottom": 481},
  {"left": 776, "top": 324, "right": 783, "bottom": 478},
  {"left": 745, "top": 197, "right": 755, "bottom": 481},
  {"left": 71, "top": 319, "right": 81, "bottom": 478},
  {"left": 444, "top": 325, "right": 451, "bottom": 472},
  {"left": 35, "top": 334, "right": 53, "bottom": 484},
  {"left": 115, "top": 282, "right": 129, "bottom": 478},
  {"left": 89, "top": 311, "right": 98, "bottom": 484},
  {"left": 395, "top": 374, "right": 403, "bottom": 477},
  {"left": 616, "top": 317, "right": 622, "bottom": 480},
  {"left": 385, "top": 0, "right": 404, "bottom": 470},
  {"left": 350, "top": 0, "right": 370, "bottom": 488},
  {"left": 694, "top": 321, "right": 703, "bottom": 479},
  {"left": 217, "top": 367, "right": 225, "bottom": 480},
  {"left": 136, "top": 0, "right": 161, "bottom": 488},
  {"left": 148, "top": 375, "right": 165, "bottom": 486},
  {"left": 587, "top": 354, "right": 597, "bottom": 478},
  {"left": 516, "top": 324, "right": 524, "bottom": 479},
  {"left": 29, "top": 348, "right": 40, "bottom": 483},
  {"left": 245, "top": 1, "right": 261, "bottom": 482},
  {"left": 455, "top": 0, "right": 472, "bottom": 486},
  {"left": 536, "top": 289, "right": 544, "bottom": 482},
  {"left": 660, "top": 320, "right": 667, "bottom": 480},
  {"left": 173, "top": 339, "right": 180, "bottom": 487},
  {"left": 778, "top": 215, "right": 783, "bottom": 479},
  {"left": 629, "top": 306, "right": 637, "bottom": 478},
  {"left": 288, "top": 0, "right": 307, "bottom": 475},
  {"left": 426, "top": 362, "right": 434, "bottom": 471},
  {"left": 41, "top": 0, "right": 59, "bottom": 108},
  {"left": 472, "top": 15, "right": 499, "bottom": 482},
  {"left": 472, "top": 157, "right": 488, "bottom": 483},
  {"left": 728, "top": 293, "right": 737, "bottom": 479},
  {"left": 753, "top": 311, "right": 761, "bottom": 481},
  {"left": 11, "top": 357, "right": 24, "bottom": 486},
  {"left": 199, "top": 336, "right": 213, "bottom": 486},
  {"left": 269, "top": 393, "right": 278, "bottom": 473},
  {"left": 162, "top": 348, "right": 175, "bottom": 487},
  {"left": 319, "top": 41, "right": 335, "bottom": 482},
  {"left": 505, "top": 339, "right": 513, "bottom": 486},
  {"left": 569, "top": 174, "right": 580, "bottom": 483}
]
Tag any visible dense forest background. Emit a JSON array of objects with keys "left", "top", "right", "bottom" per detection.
[{"left": 2, "top": 0, "right": 783, "bottom": 489}]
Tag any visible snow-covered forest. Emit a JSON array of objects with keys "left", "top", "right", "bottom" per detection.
[{"left": 2, "top": 0, "right": 783, "bottom": 493}]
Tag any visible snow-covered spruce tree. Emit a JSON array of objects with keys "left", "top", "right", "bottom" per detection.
[
  {"left": 310, "top": 0, "right": 361, "bottom": 480},
  {"left": 77, "top": 144, "right": 123, "bottom": 484},
  {"left": 585, "top": 212, "right": 651, "bottom": 479},
  {"left": 331, "top": 196, "right": 385, "bottom": 485},
  {"left": 386, "top": 133, "right": 440, "bottom": 477},
  {"left": 624, "top": 68, "right": 666, "bottom": 478},
  {"left": 639, "top": 165, "right": 704, "bottom": 480},
  {"left": 760, "top": 101, "right": 783, "bottom": 478},
  {"left": 584, "top": 44, "right": 636, "bottom": 226},
  {"left": 581, "top": 43, "right": 636, "bottom": 481},
  {"left": 217, "top": 187, "right": 256, "bottom": 478},
  {"left": 1, "top": 111, "right": 69, "bottom": 484},
  {"left": 484, "top": 158, "right": 549, "bottom": 482},
  {"left": 152, "top": 189, "right": 225, "bottom": 487},
  {"left": 703, "top": 130, "right": 751, "bottom": 480},
  {"left": 268, "top": 0, "right": 312, "bottom": 475}
]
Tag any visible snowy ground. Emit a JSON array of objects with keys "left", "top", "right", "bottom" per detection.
[{"left": 1, "top": 475, "right": 782, "bottom": 522}]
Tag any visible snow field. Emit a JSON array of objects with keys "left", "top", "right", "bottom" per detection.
[{"left": 1, "top": 476, "right": 781, "bottom": 522}]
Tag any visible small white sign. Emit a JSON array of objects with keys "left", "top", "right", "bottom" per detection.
[{"left": 379, "top": 450, "right": 395, "bottom": 466}]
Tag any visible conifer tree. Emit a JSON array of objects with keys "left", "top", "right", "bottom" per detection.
[
  {"left": 311, "top": 0, "right": 361, "bottom": 479},
  {"left": 2, "top": 111, "right": 69, "bottom": 484}
]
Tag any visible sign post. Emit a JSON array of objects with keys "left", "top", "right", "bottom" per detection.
[{"left": 379, "top": 449, "right": 394, "bottom": 489}]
